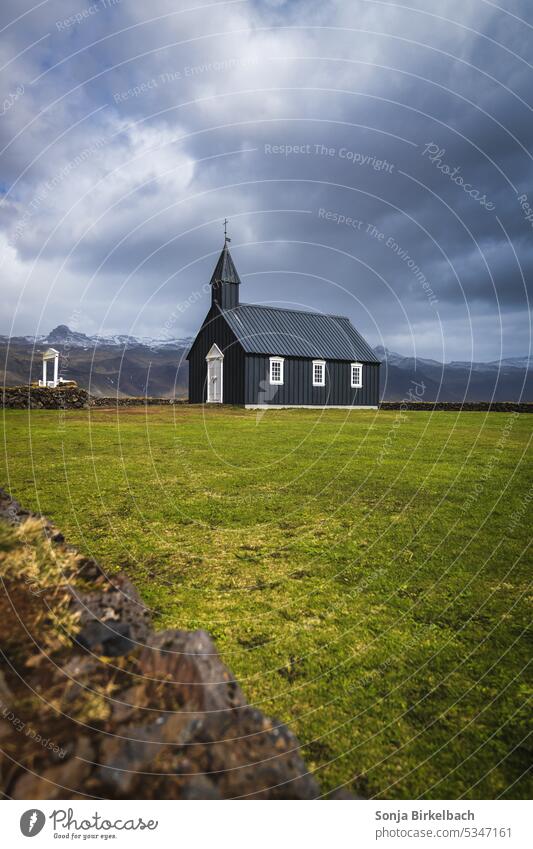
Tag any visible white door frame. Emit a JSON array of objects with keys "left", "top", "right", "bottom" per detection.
[{"left": 206, "top": 343, "right": 224, "bottom": 403}]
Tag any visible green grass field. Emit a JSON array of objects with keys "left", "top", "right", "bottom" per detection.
[{"left": 1, "top": 405, "right": 531, "bottom": 798}]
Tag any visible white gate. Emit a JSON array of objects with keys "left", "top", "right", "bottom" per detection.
[{"left": 206, "top": 344, "right": 224, "bottom": 403}]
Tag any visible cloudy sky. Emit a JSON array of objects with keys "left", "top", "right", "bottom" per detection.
[{"left": 1, "top": 0, "right": 532, "bottom": 360}]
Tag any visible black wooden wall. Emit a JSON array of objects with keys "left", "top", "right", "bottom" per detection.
[
  {"left": 187, "top": 306, "right": 245, "bottom": 404},
  {"left": 244, "top": 356, "right": 380, "bottom": 407}
]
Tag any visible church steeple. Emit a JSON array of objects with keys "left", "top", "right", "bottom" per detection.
[{"left": 210, "top": 223, "right": 241, "bottom": 309}]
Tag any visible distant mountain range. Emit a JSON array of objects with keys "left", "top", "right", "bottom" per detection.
[
  {"left": 1, "top": 325, "right": 192, "bottom": 398},
  {"left": 10, "top": 323, "right": 193, "bottom": 352},
  {"left": 1, "top": 326, "right": 531, "bottom": 401},
  {"left": 375, "top": 345, "right": 532, "bottom": 402}
]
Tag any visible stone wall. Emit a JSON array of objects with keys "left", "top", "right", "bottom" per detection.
[
  {"left": 4, "top": 387, "right": 531, "bottom": 413},
  {"left": 379, "top": 401, "right": 533, "bottom": 413},
  {"left": 1, "top": 386, "right": 90, "bottom": 409},
  {"left": 0, "top": 490, "right": 321, "bottom": 800},
  {"left": 1, "top": 387, "right": 187, "bottom": 409}
]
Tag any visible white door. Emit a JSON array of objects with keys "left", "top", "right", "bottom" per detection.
[{"left": 206, "top": 350, "right": 223, "bottom": 402}]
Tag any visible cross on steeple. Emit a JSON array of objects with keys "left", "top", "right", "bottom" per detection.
[{"left": 223, "top": 218, "right": 231, "bottom": 244}]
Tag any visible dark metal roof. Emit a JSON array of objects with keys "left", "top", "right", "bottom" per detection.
[
  {"left": 220, "top": 303, "right": 379, "bottom": 361},
  {"left": 210, "top": 244, "right": 241, "bottom": 285}
]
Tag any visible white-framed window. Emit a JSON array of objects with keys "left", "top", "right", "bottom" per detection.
[
  {"left": 351, "top": 362, "right": 363, "bottom": 388},
  {"left": 312, "top": 360, "right": 326, "bottom": 386},
  {"left": 269, "top": 356, "right": 284, "bottom": 385}
]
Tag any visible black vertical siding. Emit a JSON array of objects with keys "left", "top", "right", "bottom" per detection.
[
  {"left": 187, "top": 306, "right": 245, "bottom": 404},
  {"left": 245, "top": 356, "right": 380, "bottom": 407}
]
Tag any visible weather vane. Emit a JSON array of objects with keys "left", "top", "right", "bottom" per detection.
[{"left": 223, "top": 218, "right": 231, "bottom": 244}]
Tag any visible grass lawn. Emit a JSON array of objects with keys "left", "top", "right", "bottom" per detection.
[{"left": 1, "top": 405, "right": 531, "bottom": 798}]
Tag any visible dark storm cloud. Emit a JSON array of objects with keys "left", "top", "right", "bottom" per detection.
[{"left": 1, "top": 0, "right": 532, "bottom": 360}]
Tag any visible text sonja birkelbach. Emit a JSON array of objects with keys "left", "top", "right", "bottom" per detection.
[{"left": 376, "top": 808, "right": 475, "bottom": 822}]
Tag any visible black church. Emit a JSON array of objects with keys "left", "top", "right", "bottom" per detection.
[{"left": 187, "top": 238, "right": 380, "bottom": 408}]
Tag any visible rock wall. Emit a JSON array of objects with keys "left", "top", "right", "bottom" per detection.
[
  {"left": 0, "top": 490, "right": 320, "bottom": 800},
  {"left": 379, "top": 401, "right": 533, "bottom": 413},
  {"left": 2, "top": 386, "right": 90, "bottom": 409},
  {"left": 4, "top": 387, "right": 532, "bottom": 413},
  {"left": 1, "top": 387, "right": 187, "bottom": 409}
]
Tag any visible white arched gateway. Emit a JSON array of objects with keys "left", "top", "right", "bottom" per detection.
[{"left": 38, "top": 348, "right": 60, "bottom": 388}]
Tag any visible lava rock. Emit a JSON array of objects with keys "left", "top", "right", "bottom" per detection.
[
  {"left": 75, "top": 621, "right": 135, "bottom": 657},
  {"left": 0, "top": 489, "right": 321, "bottom": 799}
]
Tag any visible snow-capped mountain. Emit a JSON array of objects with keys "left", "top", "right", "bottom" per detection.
[
  {"left": 1, "top": 326, "right": 192, "bottom": 398},
  {"left": 373, "top": 345, "right": 531, "bottom": 371},
  {"left": 1, "top": 324, "right": 193, "bottom": 351},
  {"left": 1, "top": 330, "right": 531, "bottom": 400},
  {"left": 373, "top": 346, "right": 532, "bottom": 401}
]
